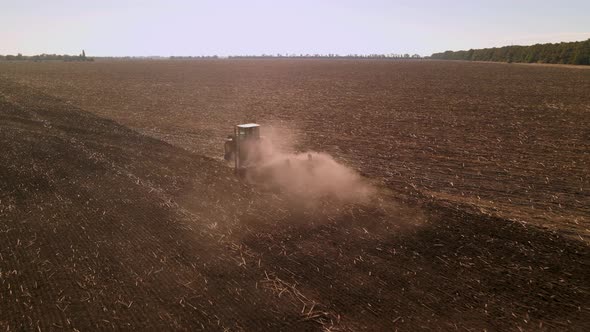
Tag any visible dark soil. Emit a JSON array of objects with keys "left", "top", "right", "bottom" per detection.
[
  {"left": 2, "top": 59, "right": 588, "bottom": 238},
  {"left": 1, "top": 61, "right": 589, "bottom": 331}
]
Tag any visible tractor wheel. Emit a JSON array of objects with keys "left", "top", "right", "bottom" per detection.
[{"left": 224, "top": 151, "right": 234, "bottom": 161}]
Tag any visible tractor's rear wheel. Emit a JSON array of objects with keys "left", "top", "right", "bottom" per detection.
[{"left": 224, "top": 141, "right": 235, "bottom": 161}]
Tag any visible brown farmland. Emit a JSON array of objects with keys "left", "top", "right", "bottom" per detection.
[{"left": 0, "top": 60, "right": 589, "bottom": 331}]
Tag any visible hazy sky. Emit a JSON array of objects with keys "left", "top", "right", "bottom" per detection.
[{"left": 1, "top": 0, "right": 589, "bottom": 56}]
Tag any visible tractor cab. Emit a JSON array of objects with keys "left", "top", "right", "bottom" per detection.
[
  {"left": 224, "top": 123, "right": 268, "bottom": 172},
  {"left": 236, "top": 123, "right": 260, "bottom": 140}
]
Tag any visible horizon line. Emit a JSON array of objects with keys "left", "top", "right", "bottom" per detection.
[{"left": 2, "top": 37, "right": 589, "bottom": 59}]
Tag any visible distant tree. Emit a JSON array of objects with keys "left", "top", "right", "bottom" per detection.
[
  {"left": 572, "top": 40, "right": 590, "bottom": 65},
  {"left": 431, "top": 39, "right": 590, "bottom": 66}
]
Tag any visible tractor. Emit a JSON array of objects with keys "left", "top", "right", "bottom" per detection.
[
  {"left": 224, "top": 123, "right": 330, "bottom": 192},
  {"left": 224, "top": 123, "right": 270, "bottom": 173}
]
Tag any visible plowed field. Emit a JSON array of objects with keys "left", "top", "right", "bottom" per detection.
[{"left": 1, "top": 60, "right": 589, "bottom": 331}]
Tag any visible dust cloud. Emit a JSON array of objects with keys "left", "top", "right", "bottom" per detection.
[{"left": 243, "top": 124, "right": 374, "bottom": 205}]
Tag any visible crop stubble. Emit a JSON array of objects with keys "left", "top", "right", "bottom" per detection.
[{"left": 0, "top": 60, "right": 589, "bottom": 330}]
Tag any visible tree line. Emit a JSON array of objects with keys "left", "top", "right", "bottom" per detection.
[
  {"left": 169, "top": 54, "right": 422, "bottom": 59},
  {"left": 430, "top": 39, "right": 590, "bottom": 65},
  {"left": 0, "top": 50, "right": 93, "bottom": 62},
  {"left": 0, "top": 52, "right": 424, "bottom": 61},
  {"left": 226, "top": 53, "right": 422, "bottom": 59}
]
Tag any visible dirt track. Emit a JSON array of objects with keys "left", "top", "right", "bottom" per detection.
[{"left": 1, "top": 61, "right": 589, "bottom": 331}]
